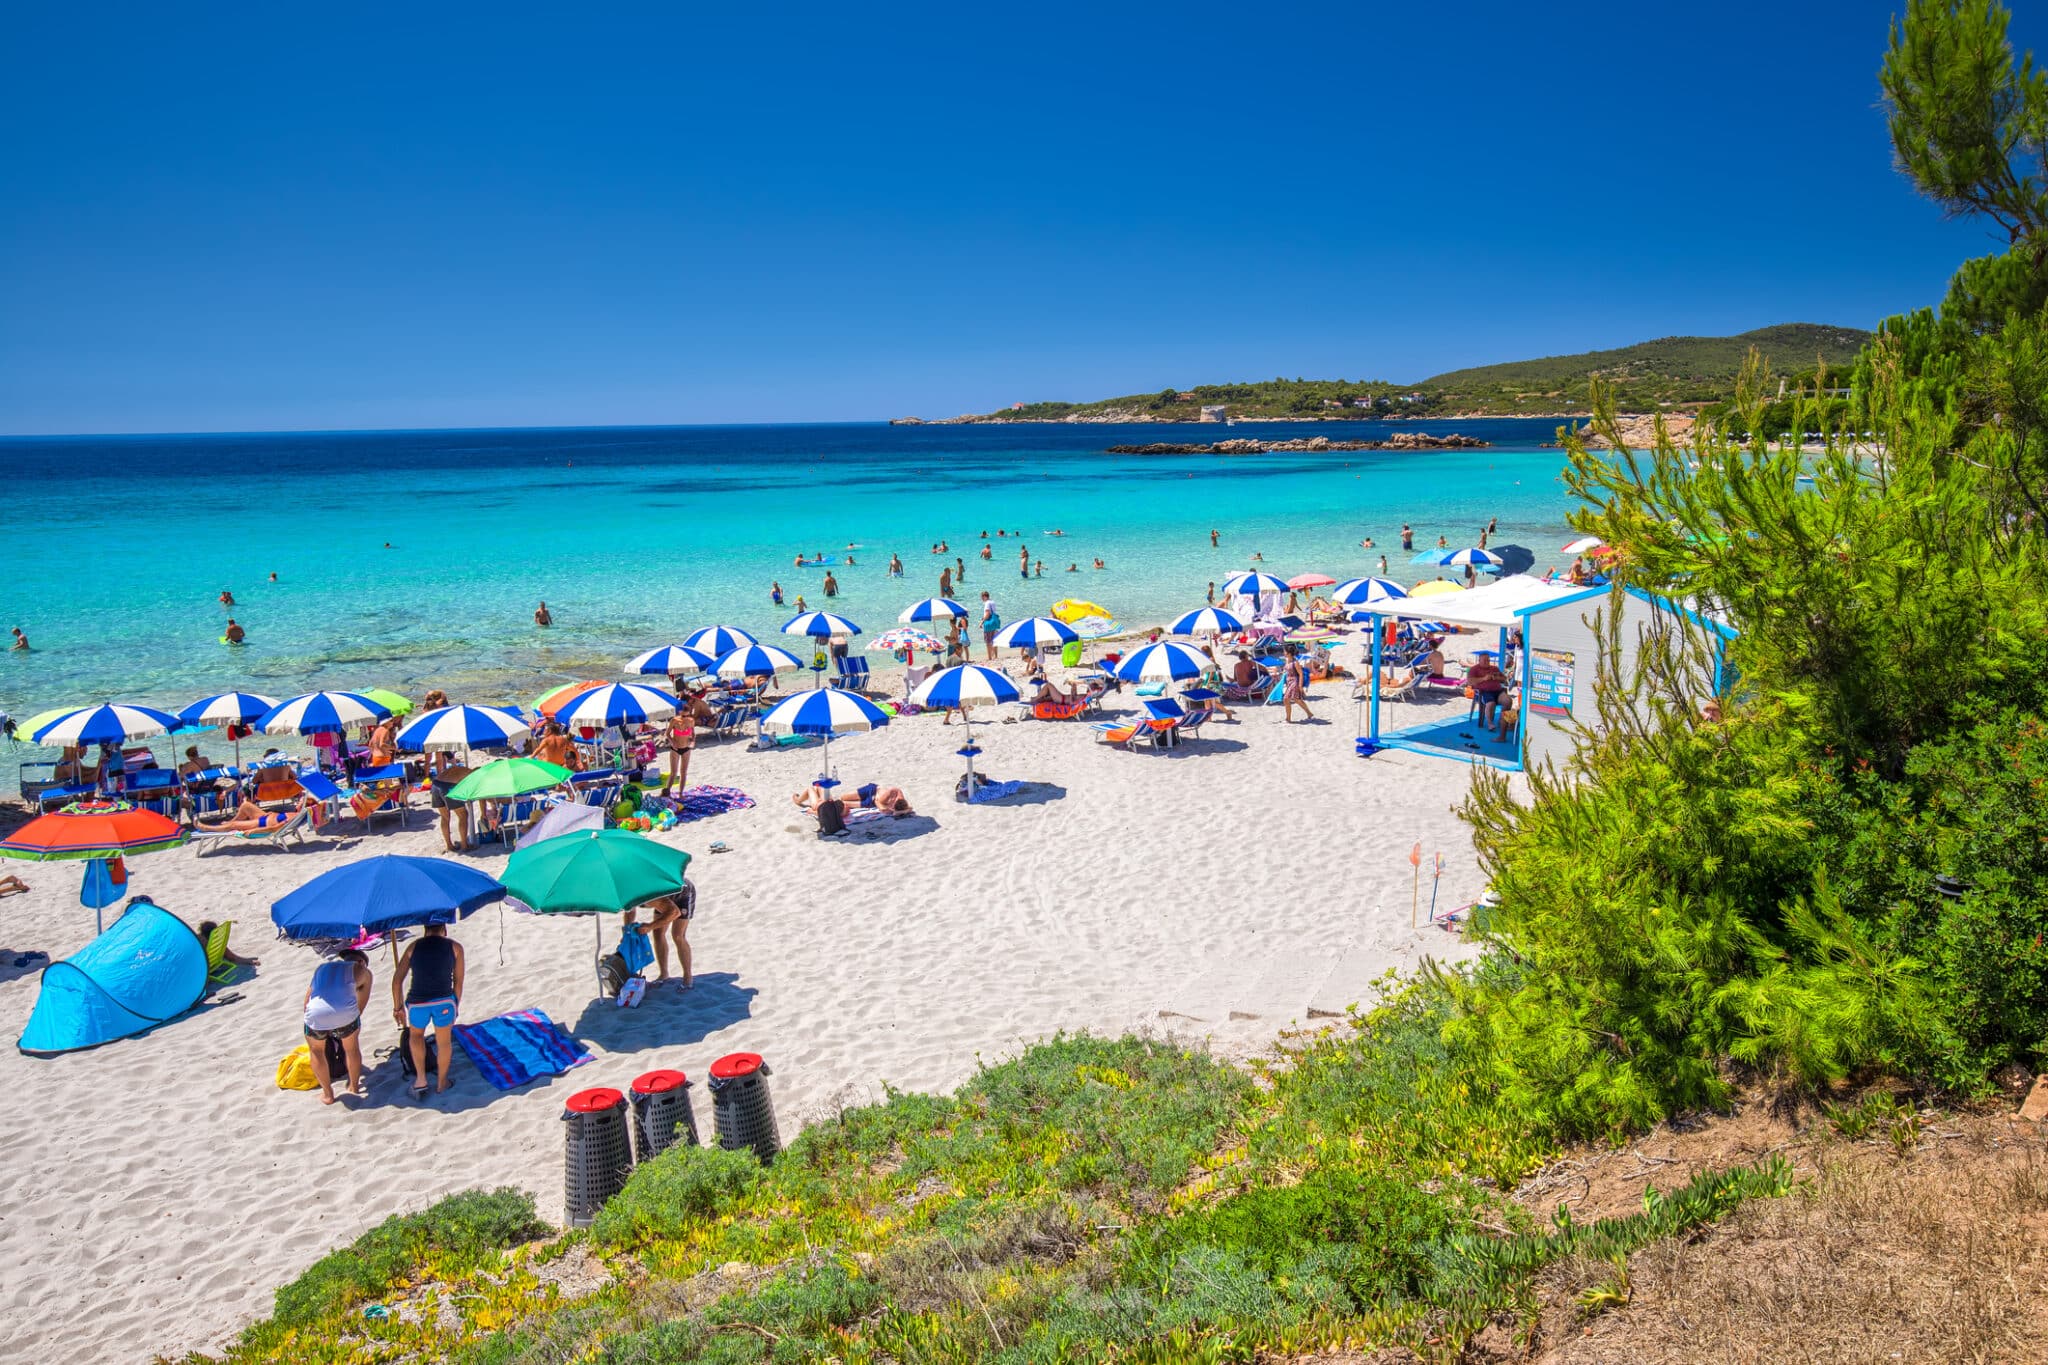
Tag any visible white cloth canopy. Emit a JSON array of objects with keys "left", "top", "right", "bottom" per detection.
[{"left": 1370, "top": 577, "right": 1584, "bottom": 629}]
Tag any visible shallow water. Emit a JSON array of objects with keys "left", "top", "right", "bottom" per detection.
[{"left": 0, "top": 417, "right": 1580, "bottom": 779}]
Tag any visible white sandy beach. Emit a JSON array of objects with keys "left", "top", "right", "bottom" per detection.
[{"left": 0, "top": 634, "right": 1505, "bottom": 1364}]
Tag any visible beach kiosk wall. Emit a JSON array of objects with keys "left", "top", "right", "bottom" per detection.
[{"left": 1361, "top": 580, "right": 1734, "bottom": 773}]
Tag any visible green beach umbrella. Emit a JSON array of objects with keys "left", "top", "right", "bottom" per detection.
[
  {"left": 362, "top": 688, "right": 415, "bottom": 717},
  {"left": 445, "top": 758, "right": 573, "bottom": 803},
  {"left": 503, "top": 829, "right": 691, "bottom": 988}
]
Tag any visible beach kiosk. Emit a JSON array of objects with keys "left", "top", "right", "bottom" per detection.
[{"left": 1358, "top": 580, "right": 1734, "bottom": 772}]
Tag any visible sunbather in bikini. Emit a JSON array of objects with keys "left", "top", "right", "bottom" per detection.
[{"left": 198, "top": 794, "right": 313, "bottom": 832}]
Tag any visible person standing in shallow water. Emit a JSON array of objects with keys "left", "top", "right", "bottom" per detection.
[
  {"left": 822, "top": 571, "right": 838, "bottom": 598},
  {"left": 1401, "top": 524, "right": 1413, "bottom": 551},
  {"left": 534, "top": 601, "right": 552, "bottom": 627}
]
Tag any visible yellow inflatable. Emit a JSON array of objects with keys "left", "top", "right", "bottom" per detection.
[{"left": 1051, "top": 599, "right": 1110, "bottom": 623}]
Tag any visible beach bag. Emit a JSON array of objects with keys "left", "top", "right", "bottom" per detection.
[
  {"left": 276, "top": 1045, "right": 319, "bottom": 1091},
  {"left": 816, "top": 798, "right": 846, "bottom": 837},
  {"left": 618, "top": 926, "right": 655, "bottom": 976},
  {"left": 397, "top": 1026, "right": 440, "bottom": 1080},
  {"left": 596, "top": 951, "right": 632, "bottom": 999}
]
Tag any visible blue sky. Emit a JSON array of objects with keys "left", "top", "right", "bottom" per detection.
[{"left": 0, "top": 1, "right": 2030, "bottom": 434}]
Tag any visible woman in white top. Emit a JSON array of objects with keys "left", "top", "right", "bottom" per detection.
[{"left": 303, "top": 950, "right": 373, "bottom": 1104}]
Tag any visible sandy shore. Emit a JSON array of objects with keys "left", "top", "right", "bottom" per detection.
[{"left": 0, "top": 631, "right": 1504, "bottom": 1364}]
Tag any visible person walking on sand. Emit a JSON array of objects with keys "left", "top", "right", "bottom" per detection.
[
  {"left": 534, "top": 601, "right": 552, "bottom": 628},
  {"left": 429, "top": 756, "right": 472, "bottom": 852},
  {"left": 1401, "top": 524, "right": 1413, "bottom": 551},
  {"left": 303, "top": 949, "right": 372, "bottom": 1105},
  {"left": 661, "top": 691, "right": 714, "bottom": 797},
  {"left": 392, "top": 923, "right": 464, "bottom": 1098},
  {"left": 1281, "top": 646, "right": 1314, "bottom": 723},
  {"left": 979, "top": 591, "right": 1001, "bottom": 661}
]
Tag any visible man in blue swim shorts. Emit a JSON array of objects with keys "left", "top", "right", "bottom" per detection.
[{"left": 391, "top": 922, "right": 466, "bottom": 1098}]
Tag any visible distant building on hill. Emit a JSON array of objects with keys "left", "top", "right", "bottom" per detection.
[
  {"left": 1175, "top": 391, "right": 1198, "bottom": 402},
  {"left": 1199, "top": 405, "right": 1227, "bottom": 423}
]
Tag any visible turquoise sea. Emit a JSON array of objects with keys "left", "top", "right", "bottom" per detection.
[{"left": 0, "top": 418, "right": 1580, "bottom": 776}]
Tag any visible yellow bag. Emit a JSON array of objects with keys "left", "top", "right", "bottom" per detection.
[{"left": 276, "top": 1043, "right": 319, "bottom": 1091}]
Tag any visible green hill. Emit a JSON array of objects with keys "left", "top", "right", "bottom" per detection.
[
  {"left": 950, "top": 323, "right": 1873, "bottom": 422},
  {"left": 1420, "top": 323, "right": 1873, "bottom": 413}
]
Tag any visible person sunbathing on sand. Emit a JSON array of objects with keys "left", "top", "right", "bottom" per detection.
[{"left": 0, "top": 874, "right": 29, "bottom": 897}]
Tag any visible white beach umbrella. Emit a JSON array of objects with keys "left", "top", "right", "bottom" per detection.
[
  {"left": 682, "top": 625, "right": 757, "bottom": 656},
  {"left": 709, "top": 643, "right": 806, "bottom": 681},
  {"left": 899, "top": 597, "right": 967, "bottom": 623},
  {"left": 991, "top": 616, "right": 1078, "bottom": 650},
  {"left": 30, "top": 703, "right": 184, "bottom": 747},
  {"left": 623, "top": 644, "right": 716, "bottom": 677},
  {"left": 1331, "top": 577, "right": 1408, "bottom": 606},
  {"left": 395, "top": 705, "right": 532, "bottom": 753},
  {"left": 1169, "top": 607, "right": 1244, "bottom": 636},
  {"left": 259, "top": 691, "right": 390, "bottom": 736},
  {"left": 758, "top": 686, "right": 890, "bottom": 790},
  {"left": 908, "top": 664, "right": 1022, "bottom": 787},
  {"left": 552, "top": 682, "right": 680, "bottom": 730}
]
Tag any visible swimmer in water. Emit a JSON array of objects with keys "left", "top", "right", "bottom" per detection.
[
  {"left": 268, "top": 571, "right": 278, "bottom": 581},
  {"left": 224, "top": 618, "right": 245, "bottom": 644},
  {"left": 1210, "top": 529, "right": 1218, "bottom": 547},
  {"left": 771, "top": 581, "right": 784, "bottom": 606},
  {"left": 10, "top": 627, "right": 28, "bottom": 652},
  {"left": 1067, "top": 563, "right": 1079, "bottom": 572},
  {"left": 1092, "top": 557, "right": 1105, "bottom": 569},
  {"left": 219, "top": 589, "right": 235, "bottom": 608},
  {"left": 535, "top": 601, "right": 553, "bottom": 628}
]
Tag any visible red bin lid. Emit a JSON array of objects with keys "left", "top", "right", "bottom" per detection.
[
  {"left": 709, "top": 1052, "right": 763, "bottom": 1080},
  {"left": 632, "top": 1069, "right": 689, "bottom": 1095},
  {"left": 565, "top": 1086, "right": 624, "bottom": 1114}
]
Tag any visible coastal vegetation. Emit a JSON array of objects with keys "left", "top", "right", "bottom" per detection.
[
  {"left": 182, "top": 2, "right": 2048, "bottom": 1360},
  {"left": 945, "top": 323, "right": 1871, "bottom": 424}
]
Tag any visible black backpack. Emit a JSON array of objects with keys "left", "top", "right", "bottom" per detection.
[
  {"left": 816, "top": 798, "right": 846, "bottom": 837},
  {"left": 597, "top": 951, "right": 631, "bottom": 999},
  {"left": 397, "top": 1026, "right": 440, "bottom": 1080}
]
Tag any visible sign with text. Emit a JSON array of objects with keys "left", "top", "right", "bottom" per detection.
[{"left": 1528, "top": 649, "right": 1574, "bottom": 717}]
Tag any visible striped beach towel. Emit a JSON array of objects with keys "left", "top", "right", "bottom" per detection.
[
  {"left": 452, "top": 1008, "right": 591, "bottom": 1090},
  {"left": 671, "top": 785, "right": 755, "bottom": 823}
]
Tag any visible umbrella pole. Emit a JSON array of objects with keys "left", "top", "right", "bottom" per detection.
[{"left": 963, "top": 710, "right": 977, "bottom": 790}]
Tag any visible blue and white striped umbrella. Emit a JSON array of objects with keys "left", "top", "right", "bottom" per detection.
[
  {"left": 552, "top": 683, "right": 680, "bottom": 730},
  {"left": 710, "top": 643, "right": 805, "bottom": 680},
  {"left": 1331, "top": 576, "right": 1409, "bottom": 605},
  {"left": 623, "top": 644, "right": 716, "bottom": 677},
  {"left": 682, "top": 625, "right": 758, "bottom": 656},
  {"left": 1111, "top": 641, "right": 1211, "bottom": 683},
  {"left": 781, "top": 611, "right": 862, "bottom": 639},
  {"left": 1169, "top": 606, "right": 1245, "bottom": 636},
  {"left": 396, "top": 705, "right": 534, "bottom": 753},
  {"left": 1220, "top": 571, "right": 1289, "bottom": 598},
  {"left": 899, "top": 597, "right": 967, "bottom": 623},
  {"left": 991, "top": 616, "right": 1078, "bottom": 650},
  {"left": 177, "top": 691, "right": 278, "bottom": 729},
  {"left": 759, "top": 686, "right": 888, "bottom": 786},
  {"left": 31, "top": 703, "right": 184, "bottom": 746},
  {"left": 259, "top": 691, "right": 390, "bottom": 736},
  {"left": 1435, "top": 548, "right": 1503, "bottom": 568},
  {"left": 909, "top": 664, "right": 1022, "bottom": 711}
]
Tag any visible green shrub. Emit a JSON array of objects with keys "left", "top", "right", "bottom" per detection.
[
  {"left": 593, "top": 1144, "right": 762, "bottom": 1248},
  {"left": 269, "top": 1187, "right": 547, "bottom": 1327}
]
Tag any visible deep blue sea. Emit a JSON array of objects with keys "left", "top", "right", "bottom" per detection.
[{"left": 0, "top": 417, "right": 1580, "bottom": 770}]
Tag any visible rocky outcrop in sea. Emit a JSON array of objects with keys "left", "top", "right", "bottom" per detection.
[{"left": 1104, "top": 432, "right": 1489, "bottom": 455}]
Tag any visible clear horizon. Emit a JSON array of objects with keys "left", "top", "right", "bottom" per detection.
[{"left": 2, "top": 1, "right": 2032, "bottom": 436}]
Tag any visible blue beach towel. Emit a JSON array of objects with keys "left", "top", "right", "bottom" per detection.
[
  {"left": 966, "top": 779, "right": 1028, "bottom": 805},
  {"left": 452, "top": 1008, "right": 591, "bottom": 1090}
]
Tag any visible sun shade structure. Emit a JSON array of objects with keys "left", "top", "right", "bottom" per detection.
[
  {"left": 869, "top": 627, "right": 942, "bottom": 653},
  {"left": 396, "top": 705, "right": 532, "bottom": 752},
  {"left": 0, "top": 801, "right": 188, "bottom": 861},
  {"left": 445, "top": 758, "right": 573, "bottom": 802},
  {"left": 361, "top": 689, "right": 415, "bottom": 718},
  {"left": 1286, "top": 572, "right": 1336, "bottom": 590},
  {"left": 898, "top": 598, "right": 967, "bottom": 623},
  {"left": 1433, "top": 548, "right": 1504, "bottom": 568},
  {"left": 681, "top": 625, "right": 757, "bottom": 656},
  {"left": 551, "top": 683, "right": 679, "bottom": 730},
  {"left": 991, "top": 616, "right": 1079, "bottom": 649},
  {"left": 623, "top": 645, "right": 715, "bottom": 677},
  {"left": 1219, "top": 571, "right": 1288, "bottom": 598},
  {"left": 534, "top": 680, "right": 608, "bottom": 717},
  {"left": 258, "top": 691, "right": 390, "bottom": 736},
  {"left": 709, "top": 643, "right": 804, "bottom": 680},
  {"left": 30, "top": 704, "right": 183, "bottom": 747},
  {"left": 272, "top": 855, "right": 505, "bottom": 940},
  {"left": 18, "top": 901, "right": 207, "bottom": 1055},
  {"left": 1169, "top": 607, "right": 1244, "bottom": 636},
  {"left": 177, "top": 692, "right": 277, "bottom": 728},
  {"left": 759, "top": 686, "right": 890, "bottom": 786},
  {"left": 1332, "top": 577, "right": 1408, "bottom": 606},
  {"left": 781, "top": 611, "right": 861, "bottom": 639},
  {"left": 1110, "top": 641, "right": 1210, "bottom": 683},
  {"left": 908, "top": 665, "right": 1019, "bottom": 786}
]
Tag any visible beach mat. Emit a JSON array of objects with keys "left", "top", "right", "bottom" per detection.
[
  {"left": 452, "top": 1007, "right": 591, "bottom": 1090},
  {"left": 670, "top": 785, "right": 755, "bottom": 823}
]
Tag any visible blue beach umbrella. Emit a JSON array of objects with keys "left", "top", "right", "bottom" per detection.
[
  {"left": 623, "top": 644, "right": 716, "bottom": 678},
  {"left": 991, "top": 616, "right": 1079, "bottom": 650},
  {"left": 1435, "top": 548, "right": 1503, "bottom": 568},
  {"left": 782, "top": 611, "right": 862, "bottom": 639},
  {"left": 899, "top": 597, "right": 967, "bottom": 623},
  {"left": 272, "top": 854, "right": 505, "bottom": 942},
  {"left": 1169, "top": 606, "right": 1245, "bottom": 637},
  {"left": 30, "top": 704, "right": 183, "bottom": 747},
  {"left": 758, "top": 686, "right": 890, "bottom": 788},
  {"left": 682, "top": 625, "right": 758, "bottom": 656},
  {"left": 396, "top": 705, "right": 533, "bottom": 753},
  {"left": 1220, "top": 571, "right": 1289, "bottom": 600},
  {"left": 179, "top": 691, "right": 280, "bottom": 768},
  {"left": 552, "top": 682, "right": 680, "bottom": 730},
  {"left": 1111, "top": 641, "right": 1210, "bottom": 684},
  {"left": 909, "top": 664, "right": 1020, "bottom": 786},
  {"left": 259, "top": 691, "right": 390, "bottom": 736},
  {"left": 710, "top": 643, "right": 805, "bottom": 681},
  {"left": 1332, "top": 577, "right": 1408, "bottom": 606}
]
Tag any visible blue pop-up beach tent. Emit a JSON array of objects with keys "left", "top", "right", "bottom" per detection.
[{"left": 18, "top": 902, "right": 208, "bottom": 1055}]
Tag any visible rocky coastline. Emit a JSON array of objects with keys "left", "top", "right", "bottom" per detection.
[{"left": 1103, "top": 432, "right": 1489, "bottom": 455}]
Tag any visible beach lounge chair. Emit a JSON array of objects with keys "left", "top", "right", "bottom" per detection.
[
  {"left": 192, "top": 806, "right": 313, "bottom": 856},
  {"left": 1220, "top": 669, "right": 1271, "bottom": 704},
  {"left": 201, "top": 919, "right": 243, "bottom": 987},
  {"left": 1092, "top": 718, "right": 1178, "bottom": 751},
  {"left": 833, "top": 656, "right": 874, "bottom": 693},
  {"left": 1172, "top": 708, "right": 1215, "bottom": 741}
]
